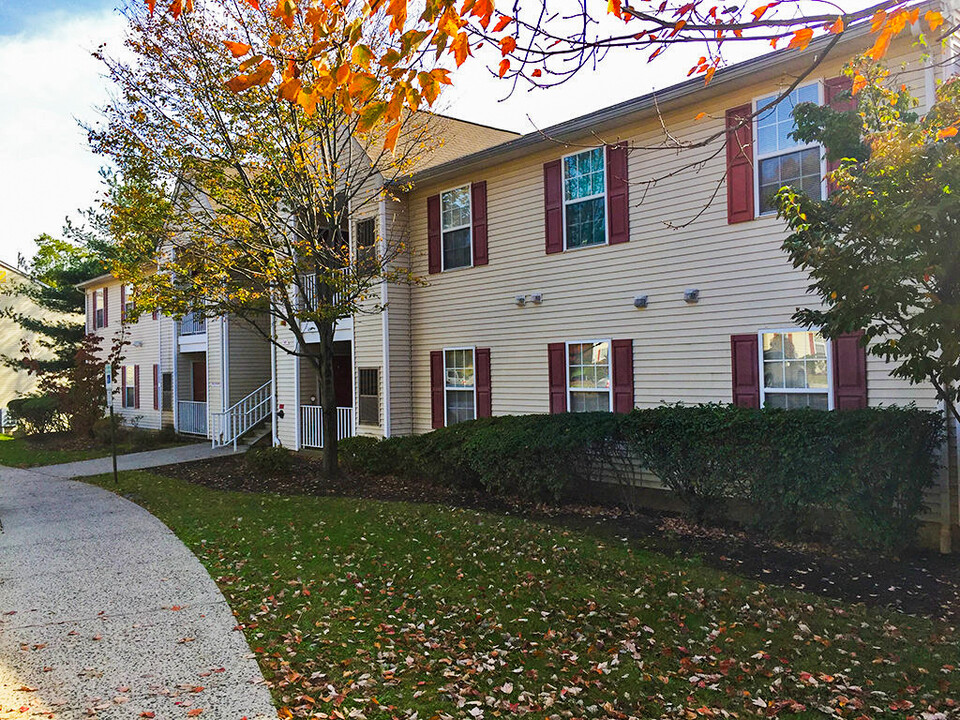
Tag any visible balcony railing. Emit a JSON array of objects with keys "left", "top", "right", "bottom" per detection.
[
  {"left": 300, "top": 405, "right": 353, "bottom": 449},
  {"left": 178, "top": 400, "right": 207, "bottom": 436},
  {"left": 298, "top": 271, "right": 344, "bottom": 311},
  {"left": 180, "top": 313, "right": 206, "bottom": 336}
]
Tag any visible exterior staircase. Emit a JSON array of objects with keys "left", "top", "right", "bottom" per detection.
[{"left": 211, "top": 381, "right": 272, "bottom": 450}]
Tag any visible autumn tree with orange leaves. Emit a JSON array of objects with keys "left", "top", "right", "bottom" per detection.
[
  {"left": 91, "top": 0, "right": 445, "bottom": 476},
  {"left": 146, "top": 0, "right": 948, "bottom": 154}
]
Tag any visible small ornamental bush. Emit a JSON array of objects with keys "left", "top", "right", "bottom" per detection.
[
  {"left": 8, "top": 394, "right": 62, "bottom": 435},
  {"left": 336, "top": 405, "right": 942, "bottom": 552},
  {"left": 245, "top": 446, "right": 293, "bottom": 475}
]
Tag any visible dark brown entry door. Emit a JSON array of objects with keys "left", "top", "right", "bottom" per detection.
[
  {"left": 192, "top": 361, "right": 207, "bottom": 402},
  {"left": 333, "top": 355, "right": 352, "bottom": 407}
]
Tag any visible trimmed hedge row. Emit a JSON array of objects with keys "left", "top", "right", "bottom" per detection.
[{"left": 340, "top": 405, "right": 943, "bottom": 551}]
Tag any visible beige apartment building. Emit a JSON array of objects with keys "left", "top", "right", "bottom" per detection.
[
  {"left": 0, "top": 260, "right": 79, "bottom": 424},
  {"left": 80, "top": 23, "right": 960, "bottom": 546}
]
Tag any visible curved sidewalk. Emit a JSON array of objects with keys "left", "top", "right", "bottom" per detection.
[{"left": 0, "top": 464, "right": 276, "bottom": 719}]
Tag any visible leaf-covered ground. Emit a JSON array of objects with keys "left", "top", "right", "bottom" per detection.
[
  {"left": 0, "top": 432, "right": 193, "bottom": 467},
  {"left": 89, "top": 471, "right": 959, "bottom": 720}
]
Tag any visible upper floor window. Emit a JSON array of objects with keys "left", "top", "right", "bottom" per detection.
[
  {"left": 567, "top": 340, "right": 611, "bottom": 412},
  {"left": 761, "top": 330, "right": 830, "bottom": 410},
  {"left": 94, "top": 288, "right": 105, "bottom": 329},
  {"left": 755, "top": 83, "right": 823, "bottom": 215},
  {"left": 123, "top": 284, "right": 135, "bottom": 320},
  {"left": 355, "top": 218, "right": 378, "bottom": 274},
  {"left": 563, "top": 148, "right": 606, "bottom": 249},
  {"left": 441, "top": 186, "right": 472, "bottom": 270},
  {"left": 444, "top": 347, "right": 475, "bottom": 425}
]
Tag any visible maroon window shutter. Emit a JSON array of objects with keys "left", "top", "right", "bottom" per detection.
[
  {"left": 120, "top": 285, "right": 126, "bottom": 322},
  {"left": 121, "top": 366, "right": 127, "bottom": 407},
  {"left": 730, "top": 334, "right": 760, "bottom": 408},
  {"left": 476, "top": 347, "right": 492, "bottom": 418},
  {"left": 606, "top": 144, "right": 630, "bottom": 245},
  {"left": 832, "top": 331, "right": 867, "bottom": 410},
  {"left": 611, "top": 339, "right": 634, "bottom": 413},
  {"left": 103, "top": 286, "right": 109, "bottom": 326},
  {"left": 152, "top": 309, "right": 158, "bottom": 321},
  {"left": 547, "top": 342, "right": 567, "bottom": 413},
  {"left": 430, "top": 350, "right": 444, "bottom": 428},
  {"left": 427, "top": 194, "right": 441, "bottom": 274},
  {"left": 153, "top": 364, "right": 159, "bottom": 410},
  {"left": 471, "top": 181, "right": 488, "bottom": 266},
  {"left": 824, "top": 75, "right": 855, "bottom": 193},
  {"left": 91, "top": 291, "right": 98, "bottom": 330},
  {"left": 543, "top": 160, "right": 563, "bottom": 254},
  {"left": 134, "top": 365, "right": 140, "bottom": 409},
  {"left": 725, "top": 104, "right": 755, "bottom": 224}
]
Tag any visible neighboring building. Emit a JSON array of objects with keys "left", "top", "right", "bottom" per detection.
[
  {"left": 79, "top": 20, "right": 960, "bottom": 547},
  {"left": 0, "top": 260, "right": 78, "bottom": 424}
]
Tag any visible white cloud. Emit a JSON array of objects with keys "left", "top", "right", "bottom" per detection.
[{"left": 0, "top": 9, "right": 125, "bottom": 266}]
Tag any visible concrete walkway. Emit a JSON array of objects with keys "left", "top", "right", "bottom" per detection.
[
  {"left": 0, "top": 463, "right": 276, "bottom": 719},
  {"left": 29, "top": 442, "right": 247, "bottom": 479}
]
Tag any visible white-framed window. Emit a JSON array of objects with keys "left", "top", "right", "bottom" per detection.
[
  {"left": 441, "top": 186, "right": 472, "bottom": 271},
  {"left": 759, "top": 329, "right": 832, "bottom": 410},
  {"left": 123, "top": 284, "right": 135, "bottom": 320},
  {"left": 755, "top": 82, "right": 824, "bottom": 215},
  {"left": 355, "top": 217, "right": 378, "bottom": 274},
  {"left": 444, "top": 347, "right": 476, "bottom": 425},
  {"left": 94, "top": 288, "right": 105, "bottom": 329},
  {"left": 563, "top": 147, "right": 607, "bottom": 249},
  {"left": 123, "top": 365, "right": 136, "bottom": 408},
  {"left": 567, "top": 340, "right": 612, "bottom": 412}
]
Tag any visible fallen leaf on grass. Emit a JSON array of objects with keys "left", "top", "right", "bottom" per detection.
[{"left": 187, "top": 709, "right": 203, "bottom": 716}]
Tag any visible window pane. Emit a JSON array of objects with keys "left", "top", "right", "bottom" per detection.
[
  {"left": 567, "top": 341, "right": 610, "bottom": 395},
  {"left": 563, "top": 148, "right": 605, "bottom": 201},
  {"left": 757, "top": 83, "right": 818, "bottom": 156},
  {"left": 442, "top": 227, "right": 472, "bottom": 269},
  {"left": 446, "top": 389, "right": 475, "bottom": 425},
  {"left": 445, "top": 349, "right": 474, "bottom": 388},
  {"left": 773, "top": 392, "right": 829, "bottom": 410},
  {"left": 441, "top": 186, "right": 471, "bottom": 230},
  {"left": 758, "top": 147, "right": 823, "bottom": 214},
  {"left": 806, "top": 359, "right": 828, "bottom": 389},
  {"left": 570, "top": 391, "right": 609, "bottom": 413},
  {"left": 565, "top": 197, "right": 606, "bottom": 248},
  {"left": 764, "top": 361, "right": 785, "bottom": 388}
]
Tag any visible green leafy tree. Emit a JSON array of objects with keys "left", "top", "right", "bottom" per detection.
[{"left": 778, "top": 60, "right": 960, "bottom": 423}]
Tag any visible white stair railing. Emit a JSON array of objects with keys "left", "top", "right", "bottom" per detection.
[{"left": 211, "top": 381, "right": 272, "bottom": 449}]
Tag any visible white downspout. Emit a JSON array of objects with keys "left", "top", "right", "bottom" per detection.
[
  {"left": 222, "top": 315, "right": 229, "bottom": 410},
  {"left": 379, "top": 197, "right": 391, "bottom": 438},
  {"left": 294, "top": 347, "right": 301, "bottom": 451},
  {"left": 271, "top": 313, "right": 278, "bottom": 447},
  {"left": 173, "top": 320, "right": 179, "bottom": 433}
]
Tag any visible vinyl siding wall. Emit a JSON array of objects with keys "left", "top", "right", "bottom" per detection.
[
  {"left": 0, "top": 268, "right": 77, "bottom": 413},
  {"left": 85, "top": 279, "right": 165, "bottom": 430},
  {"left": 227, "top": 316, "right": 271, "bottom": 405},
  {"left": 404, "top": 43, "right": 939, "bottom": 438}
]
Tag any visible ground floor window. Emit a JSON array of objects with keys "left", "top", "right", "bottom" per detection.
[
  {"left": 358, "top": 368, "right": 380, "bottom": 426},
  {"left": 761, "top": 330, "right": 829, "bottom": 409},
  {"left": 567, "top": 340, "right": 611, "bottom": 412},
  {"left": 123, "top": 366, "right": 135, "bottom": 408},
  {"left": 444, "top": 348, "right": 475, "bottom": 425},
  {"left": 161, "top": 373, "right": 173, "bottom": 412}
]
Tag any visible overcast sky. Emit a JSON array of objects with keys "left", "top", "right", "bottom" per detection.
[{"left": 0, "top": 1, "right": 767, "bottom": 267}]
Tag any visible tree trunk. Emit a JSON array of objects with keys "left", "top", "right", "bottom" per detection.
[{"left": 317, "top": 318, "right": 339, "bottom": 478}]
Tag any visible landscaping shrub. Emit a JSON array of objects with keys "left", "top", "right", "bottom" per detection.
[
  {"left": 245, "top": 446, "right": 293, "bottom": 475},
  {"left": 157, "top": 426, "right": 178, "bottom": 444},
  {"left": 128, "top": 428, "right": 156, "bottom": 451},
  {"left": 8, "top": 394, "right": 62, "bottom": 435},
  {"left": 92, "top": 415, "right": 125, "bottom": 446},
  {"left": 338, "top": 404, "right": 942, "bottom": 551}
]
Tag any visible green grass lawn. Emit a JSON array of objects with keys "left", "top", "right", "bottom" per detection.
[
  {"left": 0, "top": 433, "right": 196, "bottom": 468},
  {"left": 88, "top": 470, "right": 959, "bottom": 720}
]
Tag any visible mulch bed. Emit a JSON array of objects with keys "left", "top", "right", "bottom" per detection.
[{"left": 156, "top": 453, "right": 960, "bottom": 624}]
